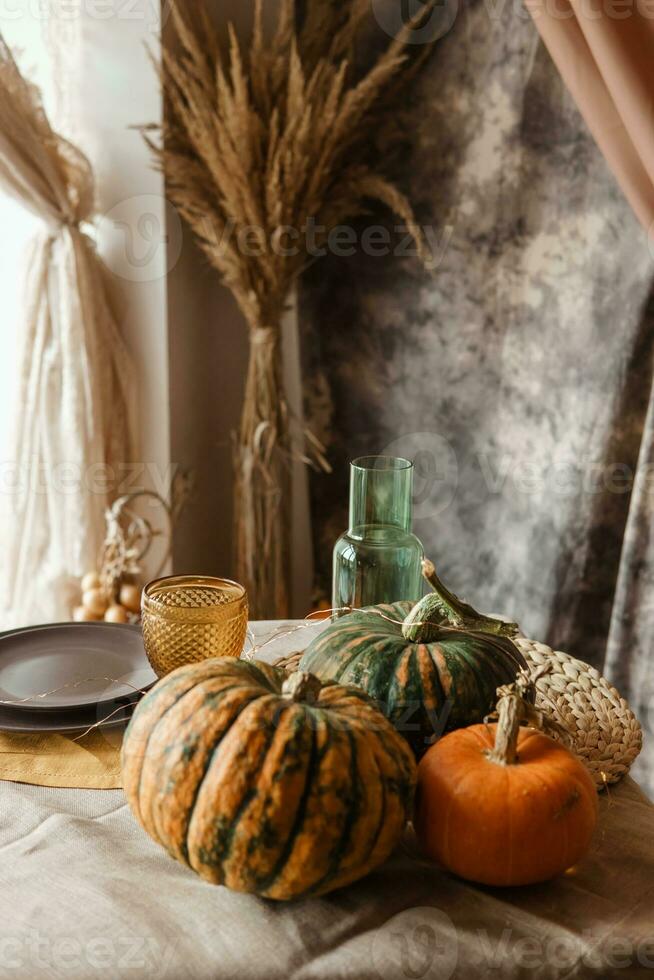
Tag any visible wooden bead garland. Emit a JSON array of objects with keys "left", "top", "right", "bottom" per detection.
[{"left": 72, "top": 491, "right": 174, "bottom": 625}]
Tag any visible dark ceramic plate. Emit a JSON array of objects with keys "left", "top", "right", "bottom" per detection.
[
  {"left": 0, "top": 623, "right": 156, "bottom": 713},
  {"left": 0, "top": 697, "right": 137, "bottom": 734}
]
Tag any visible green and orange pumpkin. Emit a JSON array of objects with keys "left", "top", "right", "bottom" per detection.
[
  {"left": 122, "top": 658, "right": 416, "bottom": 901},
  {"left": 300, "top": 561, "right": 528, "bottom": 756}
]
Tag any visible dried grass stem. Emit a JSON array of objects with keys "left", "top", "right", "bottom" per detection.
[{"left": 149, "top": 0, "right": 438, "bottom": 616}]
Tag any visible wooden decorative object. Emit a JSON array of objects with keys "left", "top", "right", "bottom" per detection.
[{"left": 72, "top": 491, "right": 174, "bottom": 624}]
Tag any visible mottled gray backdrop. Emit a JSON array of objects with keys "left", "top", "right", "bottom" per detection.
[{"left": 300, "top": 0, "right": 654, "bottom": 792}]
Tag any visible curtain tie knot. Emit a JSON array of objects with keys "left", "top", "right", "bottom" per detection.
[
  {"left": 251, "top": 327, "right": 277, "bottom": 348},
  {"left": 46, "top": 215, "right": 96, "bottom": 241}
]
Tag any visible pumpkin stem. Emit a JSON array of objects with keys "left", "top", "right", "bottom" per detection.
[
  {"left": 282, "top": 671, "right": 322, "bottom": 703},
  {"left": 420, "top": 559, "right": 520, "bottom": 639},
  {"left": 486, "top": 680, "right": 525, "bottom": 765},
  {"left": 485, "top": 668, "right": 572, "bottom": 765},
  {"left": 401, "top": 560, "right": 520, "bottom": 645}
]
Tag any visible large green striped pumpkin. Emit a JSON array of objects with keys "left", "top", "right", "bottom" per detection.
[
  {"left": 122, "top": 657, "right": 416, "bottom": 901},
  {"left": 300, "top": 599, "right": 528, "bottom": 757}
]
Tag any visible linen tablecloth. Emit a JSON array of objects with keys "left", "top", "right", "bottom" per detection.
[{"left": 0, "top": 621, "right": 652, "bottom": 980}]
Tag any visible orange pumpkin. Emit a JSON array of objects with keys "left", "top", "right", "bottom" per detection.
[{"left": 415, "top": 672, "right": 598, "bottom": 886}]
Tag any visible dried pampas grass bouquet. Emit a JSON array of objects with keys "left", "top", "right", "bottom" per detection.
[{"left": 145, "top": 0, "right": 439, "bottom": 618}]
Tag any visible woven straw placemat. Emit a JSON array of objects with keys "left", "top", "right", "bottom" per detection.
[
  {"left": 516, "top": 638, "right": 642, "bottom": 788},
  {"left": 275, "top": 640, "right": 642, "bottom": 789}
]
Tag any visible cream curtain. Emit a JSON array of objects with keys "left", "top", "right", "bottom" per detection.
[
  {"left": 527, "top": 1, "right": 654, "bottom": 230},
  {"left": 0, "top": 36, "right": 136, "bottom": 627}
]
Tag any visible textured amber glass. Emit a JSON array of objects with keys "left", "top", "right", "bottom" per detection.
[{"left": 141, "top": 576, "right": 248, "bottom": 678}]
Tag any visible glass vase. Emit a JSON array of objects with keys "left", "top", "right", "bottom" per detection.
[{"left": 332, "top": 456, "right": 425, "bottom": 614}]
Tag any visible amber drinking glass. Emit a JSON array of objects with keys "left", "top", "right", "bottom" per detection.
[{"left": 141, "top": 576, "right": 248, "bottom": 678}]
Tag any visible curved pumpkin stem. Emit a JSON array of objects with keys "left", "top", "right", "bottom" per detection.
[
  {"left": 401, "top": 563, "right": 522, "bottom": 668},
  {"left": 420, "top": 559, "right": 520, "bottom": 638},
  {"left": 485, "top": 668, "right": 571, "bottom": 765}
]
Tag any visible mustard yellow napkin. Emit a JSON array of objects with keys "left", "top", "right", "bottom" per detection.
[{"left": 0, "top": 728, "right": 124, "bottom": 789}]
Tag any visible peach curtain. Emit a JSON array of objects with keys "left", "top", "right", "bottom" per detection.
[{"left": 527, "top": 0, "right": 654, "bottom": 231}]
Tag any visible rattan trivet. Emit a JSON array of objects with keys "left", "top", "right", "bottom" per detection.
[
  {"left": 516, "top": 638, "right": 642, "bottom": 788},
  {"left": 273, "top": 641, "right": 642, "bottom": 789}
]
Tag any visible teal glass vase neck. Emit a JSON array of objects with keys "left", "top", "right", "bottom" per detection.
[
  {"left": 333, "top": 456, "right": 425, "bottom": 613},
  {"left": 349, "top": 456, "right": 413, "bottom": 532}
]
